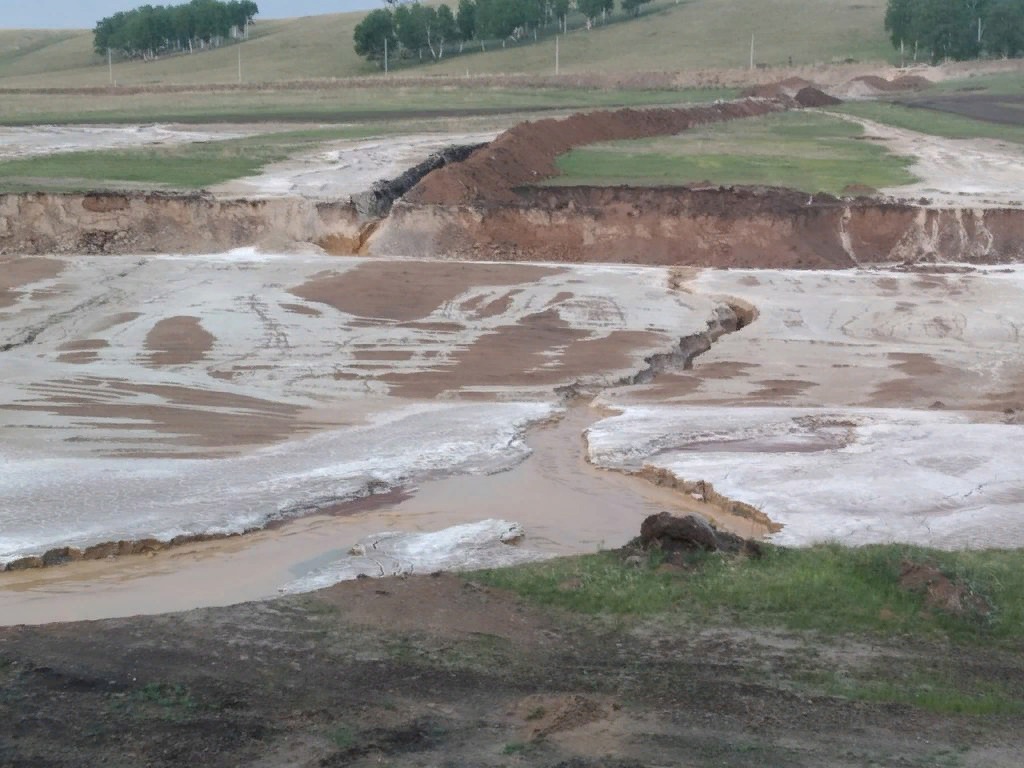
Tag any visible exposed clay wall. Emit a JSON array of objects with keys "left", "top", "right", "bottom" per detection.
[
  {"left": 369, "top": 187, "right": 1024, "bottom": 266},
  {"left": 0, "top": 192, "right": 364, "bottom": 256}
]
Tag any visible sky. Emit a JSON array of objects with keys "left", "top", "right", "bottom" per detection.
[{"left": 0, "top": 1, "right": 377, "bottom": 29}]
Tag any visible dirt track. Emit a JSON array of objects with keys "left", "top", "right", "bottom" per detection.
[
  {"left": 1, "top": 573, "right": 1021, "bottom": 768},
  {"left": 899, "top": 92, "right": 1024, "bottom": 128}
]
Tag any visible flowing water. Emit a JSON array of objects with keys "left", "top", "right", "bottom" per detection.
[{"left": 0, "top": 404, "right": 761, "bottom": 626}]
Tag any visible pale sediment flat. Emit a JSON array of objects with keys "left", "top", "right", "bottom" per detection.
[
  {"left": 605, "top": 265, "right": 1024, "bottom": 412},
  {"left": 210, "top": 131, "right": 500, "bottom": 200},
  {"left": 0, "top": 253, "right": 725, "bottom": 565},
  {"left": 591, "top": 265, "right": 1024, "bottom": 548},
  {"left": 587, "top": 405, "right": 1024, "bottom": 549},
  {"left": 833, "top": 113, "right": 1024, "bottom": 208},
  {"left": 0, "top": 124, "right": 257, "bottom": 160}
]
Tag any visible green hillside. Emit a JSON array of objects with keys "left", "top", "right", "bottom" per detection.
[
  {"left": 0, "top": 0, "right": 892, "bottom": 89},
  {"left": 432, "top": 0, "right": 893, "bottom": 75},
  {"left": 0, "top": 13, "right": 374, "bottom": 88}
]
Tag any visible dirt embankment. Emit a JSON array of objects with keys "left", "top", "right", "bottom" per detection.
[
  {"left": 373, "top": 185, "right": 1024, "bottom": 267},
  {"left": 407, "top": 98, "right": 789, "bottom": 206},
  {"left": 0, "top": 192, "right": 363, "bottom": 255},
  {"left": 366, "top": 97, "right": 1024, "bottom": 266},
  {"left": 6, "top": 98, "right": 1024, "bottom": 265}
]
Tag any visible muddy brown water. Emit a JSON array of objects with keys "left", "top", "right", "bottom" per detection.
[{"left": 0, "top": 404, "right": 764, "bottom": 626}]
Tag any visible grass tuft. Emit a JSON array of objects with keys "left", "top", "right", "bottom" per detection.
[{"left": 474, "top": 543, "right": 1024, "bottom": 646}]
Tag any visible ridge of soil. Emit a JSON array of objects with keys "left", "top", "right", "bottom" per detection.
[{"left": 407, "top": 98, "right": 790, "bottom": 205}]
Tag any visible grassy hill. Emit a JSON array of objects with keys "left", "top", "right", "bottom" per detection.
[
  {"left": 432, "top": 0, "right": 893, "bottom": 76},
  {"left": 0, "top": 13, "right": 374, "bottom": 88},
  {"left": 0, "top": 0, "right": 892, "bottom": 89}
]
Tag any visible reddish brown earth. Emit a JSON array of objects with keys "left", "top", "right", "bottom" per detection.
[
  {"left": 407, "top": 99, "right": 789, "bottom": 206},
  {"left": 144, "top": 316, "right": 215, "bottom": 366},
  {"left": 0, "top": 257, "right": 63, "bottom": 308},
  {"left": 289, "top": 261, "right": 561, "bottom": 322},
  {"left": 376, "top": 185, "right": 1024, "bottom": 266}
]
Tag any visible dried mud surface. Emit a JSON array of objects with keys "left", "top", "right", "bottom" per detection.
[{"left": 0, "top": 573, "right": 1020, "bottom": 768}]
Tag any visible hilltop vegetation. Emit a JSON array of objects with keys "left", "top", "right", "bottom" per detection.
[
  {"left": 93, "top": 0, "right": 259, "bottom": 60},
  {"left": 885, "top": 0, "right": 1024, "bottom": 61},
  {"left": 352, "top": 0, "right": 654, "bottom": 67},
  {"left": 0, "top": 0, "right": 893, "bottom": 88}
]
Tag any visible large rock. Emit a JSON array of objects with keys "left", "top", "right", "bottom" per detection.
[{"left": 638, "top": 511, "right": 757, "bottom": 555}]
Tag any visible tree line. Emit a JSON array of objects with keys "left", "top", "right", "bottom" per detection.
[
  {"left": 885, "top": 0, "right": 1024, "bottom": 62},
  {"left": 353, "top": 0, "right": 654, "bottom": 65},
  {"left": 94, "top": 0, "right": 259, "bottom": 60}
]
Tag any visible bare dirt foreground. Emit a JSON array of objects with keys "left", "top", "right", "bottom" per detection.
[{"left": 2, "top": 573, "right": 1022, "bottom": 768}]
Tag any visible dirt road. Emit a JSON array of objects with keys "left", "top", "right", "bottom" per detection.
[
  {"left": 834, "top": 112, "right": 1024, "bottom": 207},
  {"left": 1, "top": 572, "right": 1020, "bottom": 768}
]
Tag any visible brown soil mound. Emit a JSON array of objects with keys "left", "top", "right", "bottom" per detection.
[
  {"left": 890, "top": 74, "right": 932, "bottom": 90},
  {"left": 741, "top": 83, "right": 787, "bottom": 98},
  {"left": 778, "top": 76, "right": 815, "bottom": 92},
  {"left": 851, "top": 74, "right": 931, "bottom": 93},
  {"left": 743, "top": 77, "right": 816, "bottom": 99},
  {"left": 795, "top": 86, "right": 842, "bottom": 107},
  {"left": 407, "top": 98, "right": 788, "bottom": 206},
  {"left": 851, "top": 74, "right": 894, "bottom": 90},
  {"left": 899, "top": 560, "right": 990, "bottom": 618}
]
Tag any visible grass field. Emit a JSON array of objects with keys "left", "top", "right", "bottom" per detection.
[
  {"left": 837, "top": 101, "right": 1024, "bottom": 143},
  {"left": 930, "top": 70, "right": 1024, "bottom": 96},
  {"left": 547, "top": 111, "right": 917, "bottom": 194},
  {"left": 0, "top": 0, "right": 893, "bottom": 89},
  {"left": 0, "top": 85, "right": 740, "bottom": 192},
  {"left": 0, "top": 126, "right": 386, "bottom": 192},
  {"left": 431, "top": 0, "right": 893, "bottom": 76},
  {"left": 0, "top": 84, "right": 730, "bottom": 126},
  {"left": 476, "top": 543, "right": 1024, "bottom": 716}
]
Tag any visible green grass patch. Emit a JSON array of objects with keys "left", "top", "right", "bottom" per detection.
[
  {"left": 930, "top": 71, "right": 1024, "bottom": 97},
  {"left": 0, "top": 0, "right": 890, "bottom": 89},
  {"left": 0, "top": 125, "right": 397, "bottom": 191},
  {"left": 548, "top": 111, "right": 917, "bottom": 194},
  {"left": 0, "top": 86, "right": 732, "bottom": 127},
  {"left": 474, "top": 543, "right": 1024, "bottom": 646},
  {"left": 836, "top": 101, "right": 1024, "bottom": 144}
]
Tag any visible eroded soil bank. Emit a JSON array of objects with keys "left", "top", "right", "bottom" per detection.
[
  {"left": 371, "top": 187, "right": 1024, "bottom": 266},
  {"left": 4, "top": 98, "right": 1024, "bottom": 266}
]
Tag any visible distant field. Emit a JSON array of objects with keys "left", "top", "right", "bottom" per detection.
[
  {"left": 547, "top": 111, "right": 917, "bottom": 195},
  {"left": 930, "top": 70, "right": 1024, "bottom": 96},
  {"left": 0, "top": 126, "right": 384, "bottom": 193},
  {"left": 0, "top": 14, "right": 373, "bottom": 88},
  {"left": 0, "top": 85, "right": 732, "bottom": 126},
  {"left": 0, "top": 0, "right": 893, "bottom": 90},
  {"left": 838, "top": 101, "right": 1024, "bottom": 143}
]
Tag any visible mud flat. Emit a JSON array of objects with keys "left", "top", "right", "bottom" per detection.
[
  {"left": 0, "top": 254, "right": 737, "bottom": 571},
  {"left": 590, "top": 266, "right": 1024, "bottom": 548},
  {"left": 0, "top": 124, "right": 258, "bottom": 160}
]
